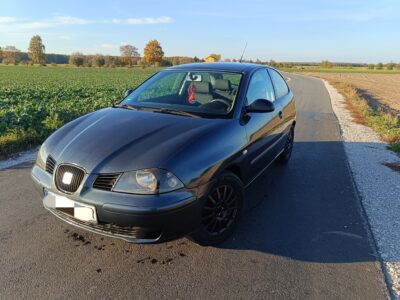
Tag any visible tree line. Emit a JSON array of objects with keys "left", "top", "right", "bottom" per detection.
[
  {"left": 1, "top": 35, "right": 400, "bottom": 70},
  {"left": 0, "top": 35, "right": 208, "bottom": 67}
]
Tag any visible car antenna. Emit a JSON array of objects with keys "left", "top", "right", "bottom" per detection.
[{"left": 239, "top": 42, "right": 248, "bottom": 63}]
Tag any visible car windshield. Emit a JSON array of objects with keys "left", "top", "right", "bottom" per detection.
[{"left": 121, "top": 70, "right": 242, "bottom": 117}]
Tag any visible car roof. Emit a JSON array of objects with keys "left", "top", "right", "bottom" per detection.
[{"left": 165, "top": 62, "right": 266, "bottom": 74}]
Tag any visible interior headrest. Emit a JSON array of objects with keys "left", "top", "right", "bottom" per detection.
[
  {"left": 214, "top": 79, "right": 231, "bottom": 91},
  {"left": 193, "top": 81, "right": 211, "bottom": 93}
]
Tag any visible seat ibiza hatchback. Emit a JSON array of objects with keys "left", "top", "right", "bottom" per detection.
[{"left": 32, "top": 63, "right": 296, "bottom": 245}]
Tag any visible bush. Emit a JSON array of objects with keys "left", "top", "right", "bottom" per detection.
[
  {"left": 320, "top": 60, "right": 333, "bottom": 68},
  {"left": 93, "top": 55, "right": 105, "bottom": 67},
  {"left": 69, "top": 52, "right": 84, "bottom": 67},
  {"left": 386, "top": 63, "right": 395, "bottom": 70},
  {"left": 160, "top": 59, "right": 172, "bottom": 67}
]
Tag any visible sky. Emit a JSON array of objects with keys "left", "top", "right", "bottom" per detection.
[{"left": 1, "top": 0, "right": 399, "bottom": 63}]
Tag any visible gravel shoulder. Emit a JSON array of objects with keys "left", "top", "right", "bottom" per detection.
[{"left": 323, "top": 79, "right": 400, "bottom": 299}]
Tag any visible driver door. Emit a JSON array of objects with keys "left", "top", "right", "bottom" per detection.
[{"left": 243, "top": 69, "right": 280, "bottom": 183}]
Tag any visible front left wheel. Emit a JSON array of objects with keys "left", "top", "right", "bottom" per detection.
[{"left": 190, "top": 172, "right": 243, "bottom": 246}]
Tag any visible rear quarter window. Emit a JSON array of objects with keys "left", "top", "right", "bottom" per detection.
[{"left": 269, "top": 69, "right": 289, "bottom": 99}]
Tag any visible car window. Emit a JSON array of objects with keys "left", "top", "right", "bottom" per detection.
[
  {"left": 122, "top": 70, "right": 243, "bottom": 117},
  {"left": 138, "top": 72, "right": 185, "bottom": 101},
  {"left": 269, "top": 69, "right": 289, "bottom": 99},
  {"left": 246, "top": 69, "right": 275, "bottom": 105}
]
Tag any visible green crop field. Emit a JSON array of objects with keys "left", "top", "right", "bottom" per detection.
[{"left": 0, "top": 65, "right": 160, "bottom": 157}]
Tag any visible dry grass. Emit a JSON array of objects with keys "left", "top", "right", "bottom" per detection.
[{"left": 316, "top": 79, "right": 400, "bottom": 153}]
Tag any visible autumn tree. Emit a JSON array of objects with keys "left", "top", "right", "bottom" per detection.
[
  {"left": 28, "top": 35, "right": 46, "bottom": 65},
  {"left": 120, "top": 44, "right": 140, "bottom": 66},
  {"left": 93, "top": 54, "right": 105, "bottom": 67},
  {"left": 69, "top": 52, "right": 84, "bottom": 66},
  {"left": 2, "top": 46, "right": 22, "bottom": 64},
  {"left": 208, "top": 54, "right": 221, "bottom": 61},
  {"left": 144, "top": 40, "right": 164, "bottom": 64}
]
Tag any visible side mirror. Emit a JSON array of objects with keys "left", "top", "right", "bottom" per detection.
[
  {"left": 124, "top": 89, "right": 134, "bottom": 98},
  {"left": 245, "top": 99, "right": 275, "bottom": 113}
]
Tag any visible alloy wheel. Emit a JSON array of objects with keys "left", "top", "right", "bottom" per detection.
[{"left": 201, "top": 185, "right": 239, "bottom": 236}]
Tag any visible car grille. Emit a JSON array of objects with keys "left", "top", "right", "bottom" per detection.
[
  {"left": 45, "top": 156, "right": 56, "bottom": 175},
  {"left": 50, "top": 208, "right": 161, "bottom": 241},
  {"left": 93, "top": 173, "right": 121, "bottom": 191},
  {"left": 55, "top": 164, "right": 85, "bottom": 194}
]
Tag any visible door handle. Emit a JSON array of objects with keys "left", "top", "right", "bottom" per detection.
[{"left": 279, "top": 111, "right": 283, "bottom": 119}]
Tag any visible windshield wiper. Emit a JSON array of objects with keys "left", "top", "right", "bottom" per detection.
[
  {"left": 147, "top": 108, "right": 201, "bottom": 118},
  {"left": 112, "top": 103, "right": 140, "bottom": 110}
]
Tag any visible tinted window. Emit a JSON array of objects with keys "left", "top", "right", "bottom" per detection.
[
  {"left": 246, "top": 69, "right": 275, "bottom": 105},
  {"left": 269, "top": 69, "right": 289, "bottom": 99}
]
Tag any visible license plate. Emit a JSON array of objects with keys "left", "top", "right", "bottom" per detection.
[{"left": 43, "top": 192, "right": 97, "bottom": 223}]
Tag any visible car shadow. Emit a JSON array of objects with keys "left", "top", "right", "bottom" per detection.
[{"left": 218, "top": 140, "right": 398, "bottom": 263}]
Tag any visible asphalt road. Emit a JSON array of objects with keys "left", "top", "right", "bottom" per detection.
[{"left": 0, "top": 74, "right": 389, "bottom": 299}]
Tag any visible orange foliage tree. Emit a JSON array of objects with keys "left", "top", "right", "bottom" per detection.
[{"left": 144, "top": 40, "right": 164, "bottom": 64}]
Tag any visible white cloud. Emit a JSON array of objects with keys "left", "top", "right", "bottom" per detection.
[
  {"left": 112, "top": 16, "right": 173, "bottom": 25},
  {"left": 51, "top": 16, "right": 91, "bottom": 25},
  {"left": 126, "top": 16, "right": 173, "bottom": 24},
  {"left": 0, "top": 15, "right": 173, "bottom": 33},
  {"left": 0, "top": 16, "right": 17, "bottom": 23}
]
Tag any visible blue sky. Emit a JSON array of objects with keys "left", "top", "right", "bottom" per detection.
[{"left": 1, "top": 0, "right": 399, "bottom": 63}]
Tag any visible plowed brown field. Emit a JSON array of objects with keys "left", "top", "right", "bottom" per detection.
[{"left": 299, "top": 72, "right": 400, "bottom": 113}]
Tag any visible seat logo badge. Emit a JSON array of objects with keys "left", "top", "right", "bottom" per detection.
[{"left": 62, "top": 172, "right": 73, "bottom": 185}]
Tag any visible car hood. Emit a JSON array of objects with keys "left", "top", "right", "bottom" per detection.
[{"left": 46, "top": 108, "right": 223, "bottom": 174}]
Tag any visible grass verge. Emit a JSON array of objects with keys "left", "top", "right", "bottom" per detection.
[
  {"left": 0, "top": 129, "right": 40, "bottom": 160},
  {"left": 327, "top": 80, "right": 400, "bottom": 154}
]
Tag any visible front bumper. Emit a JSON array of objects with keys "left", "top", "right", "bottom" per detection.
[{"left": 31, "top": 165, "right": 205, "bottom": 243}]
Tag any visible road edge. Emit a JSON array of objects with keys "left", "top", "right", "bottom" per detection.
[
  {"left": 322, "top": 78, "right": 399, "bottom": 300},
  {"left": 0, "top": 148, "right": 38, "bottom": 171}
]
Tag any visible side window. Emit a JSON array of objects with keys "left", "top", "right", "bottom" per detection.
[
  {"left": 269, "top": 69, "right": 289, "bottom": 99},
  {"left": 246, "top": 69, "right": 275, "bottom": 105}
]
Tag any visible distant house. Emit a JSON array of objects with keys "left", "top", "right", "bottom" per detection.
[{"left": 205, "top": 55, "right": 218, "bottom": 62}]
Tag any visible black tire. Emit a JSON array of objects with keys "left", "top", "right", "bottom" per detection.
[
  {"left": 278, "top": 126, "right": 294, "bottom": 164},
  {"left": 190, "top": 172, "right": 244, "bottom": 246}
]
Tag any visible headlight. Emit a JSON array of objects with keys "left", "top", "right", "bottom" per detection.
[
  {"left": 36, "top": 144, "right": 47, "bottom": 170},
  {"left": 113, "top": 169, "right": 184, "bottom": 194}
]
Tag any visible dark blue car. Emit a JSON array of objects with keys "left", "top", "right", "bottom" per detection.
[{"left": 31, "top": 63, "right": 296, "bottom": 245}]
